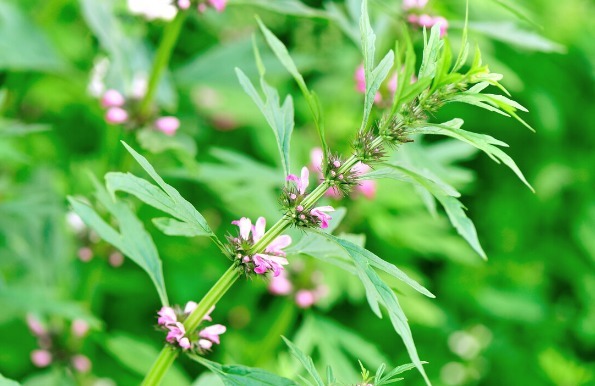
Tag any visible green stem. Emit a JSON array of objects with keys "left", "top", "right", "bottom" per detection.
[
  {"left": 137, "top": 12, "right": 187, "bottom": 119},
  {"left": 141, "top": 346, "right": 178, "bottom": 386},
  {"left": 141, "top": 266, "right": 239, "bottom": 386}
]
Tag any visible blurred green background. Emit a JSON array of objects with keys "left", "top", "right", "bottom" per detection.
[{"left": 1, "top": 0, "right": 594, "bottom": 385}]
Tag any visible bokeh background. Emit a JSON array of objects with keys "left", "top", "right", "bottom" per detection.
[{"left": 1, "top": 0, "right": 594, "bottom": 385}]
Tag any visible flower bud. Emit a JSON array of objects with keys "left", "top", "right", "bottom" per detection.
[
  {"left": 71, "top": 319, "right": 90, "bottom": 338},
  {"left": 31, "top": 350, "right": 52, "bottom": 367},
  {"left": 155, "top": 116, "right": 180, "bottom": 136},
  {"left": 101, "top": 89, "right": 125, "bottom": 108},
  {"left": 72, "top": 354, "right": 92, "bottom": 373},
  {"left": 105, "top": 107, "right": 128, "bottom": 124}
]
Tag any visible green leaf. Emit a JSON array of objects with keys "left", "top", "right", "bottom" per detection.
[
  {"left": 110, "top": 142, "right": 215, "bottom": 238},
  {"left": 231, "top": 0, "right": 330, "bottom": 18},
  {"left": 366, "top": 163, "right": 486, "bottom": 259},
  {"left": 0, "top": 373, "right": 21, "bottom": 386},
  {"left": 235, "top": 68, "right": 294, "bottom": 177},
  {"left": 469, "top": 21, "right": 565, "bottom": 53},
  {"left": 152, "top": 217, "right": 212, "bottom": 237},
  {"left": 312, "top": 233, "right": 431, "bottom": 386},
  {"left": 282, "top": 337, "right": 325, "bottom": 386},
  {"left": 0, "top": 3, "right": 63, "bottom": 72},
  {"left": 414, "top": 119, "right": 534, "bottom": 191},
  {"left": 189, "top": 355, "right": 297, "bottom": 386},
  {"left": 359, "top": 0, "right": 394, "bottom": 131},
  {"left": 418, "top": 24, "right": 444, "bottom": 80},
  {"left": 256, "top": 18, "right": 327, "bottom": 159},
  {"left": 102, "top": 333, "right": 190, "bottom": 385},
  {"left": 136, "top": 129, "right": 197, "bottom": 156},
  {"left": 68, "top": 179, "right": 169, "bottom": 306},
  {"left": 375, "top": 362, "right": 419, "bottom": 385}
]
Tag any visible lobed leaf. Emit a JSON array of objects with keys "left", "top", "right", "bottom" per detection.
[
  {"left": 282, "top": 337, "right": 325, "bottom": 386},
  {"left": 68, "top": 179, "right": 169, "bottom": 306}
]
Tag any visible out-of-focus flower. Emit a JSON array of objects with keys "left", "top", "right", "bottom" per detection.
[
  {"left": 31, "top": 350, "right": 52, "bottom": 367},
  {"left": 268, "top": 271, "right": 293, "bottom": 295},
  {"left": 354, "top": 64, "right": 382, "bottom": 103},
  {"left": 71, "top": 319, "right": 90, "bottom": 338},
  {"left": 408, "top": 14, "right": 448, "bottom": 38},
  {"left": 66, "top": 211, "right": 86, "bottom": 234},
  {"left": 71, "top": 354, "right": 92, "bottom": 373},
  {"left": 105, "top": 107, "right": 128, "bottom": 124},
  {"left": 26, "top": 314, "right": 46, "bottom": 337},
  {"left": 127, "top": 0, "right": 177, "bottom": 20},
  {"left": 154, "top": 116, "right": 180, "bottom": 136},
  {"left": 108, "top": 251, "right": 124, "bottom": 267},
  {"left": 178, "top": 0, "right": 191, "bottom": 9},
  {"left": 268, "top": 267, "right": 328, "bottom": 308},
  {"left": 352, "top": 162, "right": 377, "bottom": 199},
  {"left": 101, "top": 89, "right": 125, "bottom": 108},
  {"left": 295, "top": 290, "right": 316, "bottom": 308},
  {"left": 207, "top": 0, "right": 227, "bottom": 12},
  {"left": 402, "top": 0, "right": 428, "bottom": 10},
  {"left": 88, "top": 57, "right": 109, "bottom": 97},
  {"left": 77, "top": 247, "right": 93, "bottom": 262}
]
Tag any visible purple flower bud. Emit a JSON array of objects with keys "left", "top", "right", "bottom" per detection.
[
  {"left": 333, "top": 160, "right": 341, "bottom": 168},
  {"left": 154, "top": 116, "right": 180, "bottom": 136},
  {"left": 101, "top": 89, "right": 125, "bottom": 108},
  {"left": 105, "top": 107, "right": 128, "bottom": 124}
]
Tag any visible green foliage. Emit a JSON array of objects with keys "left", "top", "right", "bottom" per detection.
[
  {"left": 190, "top": 356, "right": 297, "bottom": 386},
  {"left": 282, "top": 337, "right": 325, "bottom": 386}
]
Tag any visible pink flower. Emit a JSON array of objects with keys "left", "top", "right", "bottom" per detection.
[
  {"left": 31, "top": 350, "right": 52, "bottom": 367},
  {"left": 268, "top": 271, "right": 293, "bottom": 295},
  {"left": 311, "top": 206, "right": 335, "bottom": 229},
  {"left": 354, "top": 64, "right": 382, "bottom": 102},
  {"left": 184, "top": 301, "right": 198, "bottom": 314},
  {"left": 101, "top": 89, "right": 125, "bottom": 108},
  {"left": 71, "top": 354, "right": 91, "bottom": 373},
  {"left": 418, "top": 14, "right": 434, "bottom": 28},
  {"left": 388, "top": 73, "right": 398, "bottom": 95},
  {"left": 71, "top": 319, "right": 89, "bottom": 338},
  {"left": 178, "top": 0, "right": 191, "bottom": 9},
  {"left": 166, "top": 322, "right": 186, "bottom": 343},
  {"left": 433, "top": 16, "right": 449, "bottom": 37},
  {"left": 310, "top": 147, "right": 324, "bottom": 172},
  {"left": 408, "top": 14, "right": 448, "bottom": 38},
  {"left": 352, "top": 162, "right": 377, "bottom": 199},
  {"left": 199, "top": 324, "right": 226, "bottom": 344},
  {"left": 402, "top": 0, "right": 428, "bottom": 10},
  {"left": 26, "top": 314, "right": 46, "bottom": 337},
  {"left": 286, "top": 167, "right": 310, "bottom": 195},
  {"left": 197, "top": 3, "right": 207, "bottom": 13},
  {"left": 77, "top": 247, "right": 93, "bottom": 262},
  {"left": 108, "top": 251, "right": 124, "bottom": 267},
  {"left": 198, "top": 339, "right": 213, "bottom": 350},
  {"left": 202, "top": 305, "right": 215, "bottom": 322},
  {"left": 157, "top": 306, "right": 177, "bottom": 326},
  {"left": 105, "top": 107, "right": 128, "bottom": 124},
  {"left": 295, "top": 290, "right": 316, "bottom": 308},
  {"left": 232, "top": 217, "right": 253, "bottom": 241},
  {"left": 154, "top": 116, "right": 180, "bottom": 136},
  {"left": 178, "top": 337, "right": 191, "bottom": 350},
  {"left": 253, "top": 253, "right": 289, "bottom": 277},
  {"left": 207, "top": 0, "right": 227, "bottom": 12}
]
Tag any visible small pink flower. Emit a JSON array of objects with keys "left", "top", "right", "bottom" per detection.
[
  {"left": 178, "top": 337, "right": 191, "bottom": 350},
  {"left": 178, "top": 0, "right": 191, "bottom": 9},
  {"left": 266, "top": 235, "right": 292, "bottom": 256},
  {"left": 26, "top": 314, "right": 46, "bottom": 337},
  {"left": 198, "top": 339, "right": 213, "bottom": 349},
  {"left": 157, "top": 306, "right": 177, "bottom": 326},
  {"left": 197, "top": 3, "right": 207, "bottom": 13},
  {"left": 252, "top": 254, "right": 288, "bottom": 277},
  {"left": 295, "top": 290, "right": 316, "bottom": 308},
  {"left": 101, "top": 89, "right": 125, "bottom": 108},
  {"left": 199, "top": 324, "right": 226, "bottom": 344},
  {"left": 71, "top": 354, "right": 91, "bottom": 373},
  {"left": 31, "top": 350, "right": 52, "bottom": 367},
  {"left": 77, "top": 247, "right": 93, "bottom": 262},
  {"left": 232, "top": 217, "right": 253, "bottom": 240},
  {"left": 310, "top": 147, "right": 324, "bottom": 172},
  {"left": 268, "top": 272, "right": 293, "bottom": 295},
  {"left": 184, "top": 301, "right": 198, "bottom": 314},
  {"left": 166, "top": 322, "right": 186, "bottom": 343},
  {"left": 358, "top": 180, "right": 377, "bottom": 199},
  {"left": 108, "top": 251, "right": 124, "bottom": 267},
  {"left": 388, "top": 73, "right": 398, "bottom": 95},
  {"left": 252, "top": 217, "right": 266, "bottom": 242},
  {"left": 354, "top": 64, "right": 366, "bottom": 93},
  {"left": 418, "top": 14, "right": 434, "bottom": 28},
  {"left": 311, "top": 206, "right": 335, "bottom": 229},
  {"left": 402, "top": 0, "right": 428, "bottom": 10},
  {"left": 71, "top": 319, "right": 89, "bottom": 338},
  {"left": 286, "top": 167, "right": 310, "bottom": 195},
  {"left": 105, "top": 107, "right": 128, "bottom": 124},
  {"left": 433, "top": 16, "right": 449, "bottom": 37},
  {"left": 207, "top": 0, "right": 227, "bottom": 12},
  {"left": 154, "top": 116, "right": 180, "bottom": 136}
]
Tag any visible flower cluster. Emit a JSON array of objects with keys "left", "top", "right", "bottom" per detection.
[
  {"left": 100, "top": 89, "right": 181, "bottom": 135},
  {"left": 27, "top": 314, "right": 92, "bottom": 373},
  {"left": 127, "top": 0, "right": 227, "bottom": 21},
  {"left": 282, "top": 167, "right": 335, "bottom": 228},
  {"left": 310, "top": 148, "right": 376, "bottom": 199},
  {"left": 268, "top": 265, "right": 328, "bottom": 309},
  {"left": 226, "top": 217, "right": 292, "bottom": 277},
  {"left": 157, "top": 302, "right": 226, "bottom": 352}
]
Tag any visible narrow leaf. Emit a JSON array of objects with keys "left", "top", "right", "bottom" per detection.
[{"left": 282, "top": 337, "right": 325, "bottom": 386}]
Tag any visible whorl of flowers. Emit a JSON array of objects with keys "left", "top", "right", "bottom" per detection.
[{"left": 157, "top": 302, "right": 226, "bottom": 352}]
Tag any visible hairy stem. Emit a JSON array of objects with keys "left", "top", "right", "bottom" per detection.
[{"left": 137, "top": 13, "right": 187, "bottom": 119}]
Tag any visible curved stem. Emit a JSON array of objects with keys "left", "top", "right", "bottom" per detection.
[
  {"left": 141, "top": 346, "right": 178, "bottom": 386},
  {"left": 137, "top": 12, "right": 187, "bottom": 119}
]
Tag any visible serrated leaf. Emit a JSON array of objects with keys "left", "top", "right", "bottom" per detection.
[
  {"left": 190, "top": 355, "right": 297, "bottom": 386},
  {"left": 68, "top": 180, "right": 168, "bottom": 306},
  {"left": 359, "top": 0, "right": 394, "bottom": 130},
  {"left": 414, "top": 119, "right": 534, "bottom": 191},
  {"left": 256, "top": 19, "right": 327, "bottom": 159},
  {"left": 366, "top": 163, "right": 486, "bottom": 259},
  {"left": 282, "top": 337, "right": 325, "bottom": 386},
  {"left": 235, "top": 68, "right": 294, "bottom": 177},
  {"left": 152, "top": 217, "right": 212, "bottom": 237},
  {"left": 114, "top": 143, "right": 215, "bottom": 237},
  {"left": 313, "top": 233, "right": 431, "bottom": 386}
]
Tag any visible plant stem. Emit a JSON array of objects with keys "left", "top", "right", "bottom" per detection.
[
  {"left": 141, "top": 346, "right": 178, "bottom": 386},
  {"left": 137, "top": 12, "right": 187, "bottom": 119}
]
